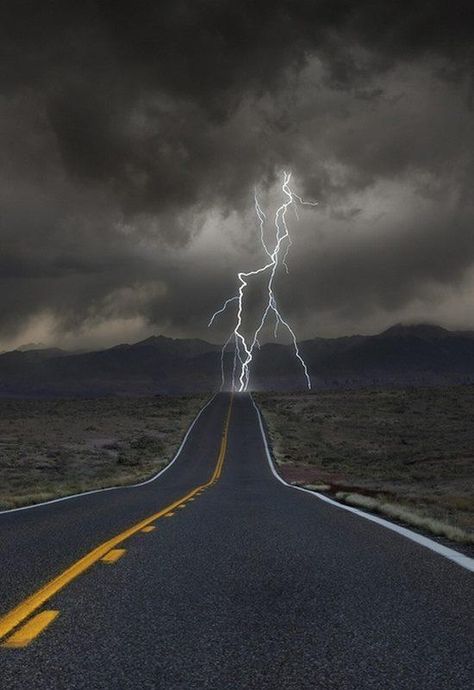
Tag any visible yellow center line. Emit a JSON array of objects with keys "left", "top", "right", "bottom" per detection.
[
  {"left": 2, "top": 611, "right": 59, "bottom": 649},
  {"left": 101, "top": 549, "right": 126, "bottom": 564},
  {"left": 0, "top": 393, "right": 233, "bottom": 644},
  {"left": 209, "top": 399, "right": 232, "bottom": 484}
]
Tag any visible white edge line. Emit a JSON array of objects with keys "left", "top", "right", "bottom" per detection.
[
  {"left": 0, "top": 393, "right": 218, "bottom": 517},
  {"left": 250, "top": 394, "right": 474, "bottom": 574}
]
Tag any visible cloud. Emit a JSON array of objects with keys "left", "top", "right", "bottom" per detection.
[{"left": 0, "top": 1, "right": 473, "bottom": 347}]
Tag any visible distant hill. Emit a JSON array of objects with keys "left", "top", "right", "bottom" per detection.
[
  {"left": 295, "top": 324, "right": 474, "bottom": 390},
  {"left": 1, "top": 325, "right": 474, "bottom": 396},
  {"left": 0, "top": 336, "right": 222, "bottom": 397}
]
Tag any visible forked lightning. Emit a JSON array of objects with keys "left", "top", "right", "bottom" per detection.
[{"left": 209, "top": 171, "right": 317, "bottom": 392}]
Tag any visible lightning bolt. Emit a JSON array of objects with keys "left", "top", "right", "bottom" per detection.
[{"left": 209, "top": 171, "right": 317, "bottom": 392}]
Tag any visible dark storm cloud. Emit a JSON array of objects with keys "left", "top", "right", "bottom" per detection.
[
  {"left": 2, "top": 1, "right": 473, "bottom": 211},
  {"left": 0, "top": 1, "right": 473, "bottom": 346}
]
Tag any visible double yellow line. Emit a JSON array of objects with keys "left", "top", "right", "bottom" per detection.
[
  {"left": 0, "top": 394, "right": 233, "bottom": 648},
  {"left": 208, "top": 394, "right": 232, "bottom": 484}
]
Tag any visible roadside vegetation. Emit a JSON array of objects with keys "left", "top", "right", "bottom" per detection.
[
  {"left": 0, "top": 395, "right": 206, "bottom": 509},
  {"left": 255, "top": 387, "right": 474, "bottom": 543}
]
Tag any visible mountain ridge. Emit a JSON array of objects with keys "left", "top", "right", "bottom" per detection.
[{"left": 1, "top": 324, "right": 474, "bottom": 396}]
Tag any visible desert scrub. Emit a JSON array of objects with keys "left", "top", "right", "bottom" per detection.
[
  {"left": 256, "top": 387, "right": 474, "bottom": 541},
  {"left": 335, "top": 492, "right": 474, "bottom": 544},
  {"left": 0, "top": 395, "right": 207, "bottom": 509}
]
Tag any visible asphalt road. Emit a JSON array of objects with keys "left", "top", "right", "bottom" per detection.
[{"left": 0, "top": 392, "right": 472, "bottom": 689}]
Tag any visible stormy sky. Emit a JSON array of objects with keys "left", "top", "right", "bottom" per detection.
[{"left": 1, "top": 1, "right": 473, "bottom": 350}]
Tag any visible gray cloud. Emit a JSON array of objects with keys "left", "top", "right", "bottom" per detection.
[{"left": 0, "top": 1, "right": 473, "bottom": 348}]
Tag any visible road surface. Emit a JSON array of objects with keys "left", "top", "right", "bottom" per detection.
[{"left": 0, "top": 393, "right": 472, "bottom": 689}]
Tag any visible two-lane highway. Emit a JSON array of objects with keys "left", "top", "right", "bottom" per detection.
[{"left": 0, "top": 393, "right": 472, "bottom": 689}]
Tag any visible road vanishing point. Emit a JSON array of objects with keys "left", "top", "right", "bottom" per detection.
[{"left": 0, "top": 393, "right": 472, "bottom": 689}]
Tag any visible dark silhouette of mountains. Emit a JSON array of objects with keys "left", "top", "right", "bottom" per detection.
[
  {"left": 260, "top": 324, "right": 474, "bottom": 391},
  {"left": 1, "top": 325, "right": 474, "bottom": 397}
]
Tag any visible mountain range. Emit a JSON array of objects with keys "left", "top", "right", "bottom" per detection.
[{"left": 1, "top": 325, "right": 474, "bottom": 397}]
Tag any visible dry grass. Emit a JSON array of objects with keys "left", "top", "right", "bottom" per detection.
[
  {"left": 256, "top": 387, "right": 474, "bottom": 542},
  {"left": 0, "top": 395, "right": 206, "bottom": 509},
  {"left": 334, "top": 492, "right": 474, "bottom": 544}
]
